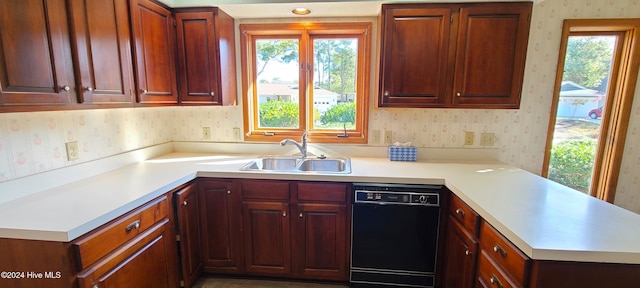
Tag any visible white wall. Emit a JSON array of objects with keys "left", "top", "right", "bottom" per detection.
[{"left": 1, "top": 0, "right": 639, "bottom": 213}]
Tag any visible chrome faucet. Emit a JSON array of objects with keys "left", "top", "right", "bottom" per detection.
[{"left": 280, "top": 131, "right": 308, "bottom": 158}]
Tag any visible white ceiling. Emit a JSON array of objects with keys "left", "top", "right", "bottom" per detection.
[{"left": 161, "top": 0, "right": 539, "bottom": 19}]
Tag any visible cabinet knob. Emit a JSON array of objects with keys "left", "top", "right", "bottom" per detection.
[
  {"left": 93, "top": 285, "right": 99, "bottom": 288},
  {"left": 490, "top": 274, "right": 503, "bottom": 288},
  {"left": 465, "top": 249, "right": 471, "bottom": 256},
  {"left": 60, "top": 85, "right": 70, "bottom": 92},
  {"left": 125, "top": 220, "right": 141, "bottom": 232},
  {"left": 299, "top": 213, "right": 303, "bottom": 218},
  {"left": 384, "top": 91, "right": 389, "bottom": 96},
  {"left": 455, "top": 208, "right": 465, "bottom": 217},
  {"left": 227, "top": 190, "right": 231, "bottom": 194},
  {"left": 456, "top": 92, "right": 461, "bottom": 96},
  {"left": 86, "top": 87, "right": 94, "bottom": 92},
  {"left": 183, "top": 200, "right": 188, "bottom": 206},
  {"left": 210, "top": 91, "right": 215, "bottom": 96},
  {"left": 141, "top": 89, "right": 148, "bottom": 94},
  {"left": 282, "top": 212, "right": 287, "bottom": 217}
]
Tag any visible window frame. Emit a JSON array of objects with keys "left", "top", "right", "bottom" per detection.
[{"left": 240, "top": 22, "right": 371, "bottom": 144}]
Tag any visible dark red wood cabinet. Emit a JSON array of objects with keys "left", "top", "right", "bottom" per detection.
[
  {"left": 175, "top": 183, "right": 204, "bottom": 288},
  {"left": 0, "top": 0, "right": 76, "bottom": 109},
  {"left": 198, "top": 179, "right": 243, "bottom": 274},
  {"left": 68, "top": 0, "right": 135, "bottom": 105},
  {"left": 129, "top": 0, "right": 178, "bottom": 104},
  {"left": 378, "top": 2, "right": 532, "bottom": 109},
  {"left": 175, "top": 8, "right": 237, "bottom": 105}
]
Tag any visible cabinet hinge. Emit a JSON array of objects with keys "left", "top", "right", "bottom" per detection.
[
  {"left": 176, "top": 235, "right": 181, "bottom": 242},
  {"left": 450, "top": 15, "right": 454, "bottom": 23},
  {"left": 179, "top": 280, "right": 185, "bottom": 287},
  {"left": 173, "top": 19, "right": 177, "bottom": 27}
]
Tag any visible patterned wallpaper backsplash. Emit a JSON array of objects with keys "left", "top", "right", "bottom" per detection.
[{"left": 1, "top": 0, "right": 639, "bottom": 213}]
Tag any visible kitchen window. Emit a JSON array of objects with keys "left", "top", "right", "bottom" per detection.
[{"left": 240, "top": 23, "right": 371, "bottom": 143}]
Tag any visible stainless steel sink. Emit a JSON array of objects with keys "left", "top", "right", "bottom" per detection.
[
  {"left": 240, "top": 156, "right": 351, "bottom": 174},
  {"left": 297, "top": 158, "right": 350, "bottom": 173}
]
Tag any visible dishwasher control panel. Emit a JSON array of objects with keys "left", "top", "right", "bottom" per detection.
[{"left": 353, "top": 183, "right": 441, "bottom": 206}]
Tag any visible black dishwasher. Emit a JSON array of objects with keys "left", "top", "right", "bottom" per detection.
[{"left": 351, "top": 183, "right": 442, "bottom": 288}]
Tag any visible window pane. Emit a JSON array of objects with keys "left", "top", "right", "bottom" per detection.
[
  {"left": 255, "top": 39, "right": 300, "bottom": 129},
  {"left": 312, "top": 38, "right": 358, "bottom": 130}
]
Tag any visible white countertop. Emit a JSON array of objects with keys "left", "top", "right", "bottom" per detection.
[{"left": 1, "top": 150, "right": 640, "bottom": 265}]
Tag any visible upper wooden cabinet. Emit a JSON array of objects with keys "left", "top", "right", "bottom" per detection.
[
  {"left": 129, "top": 0, "right": 178, "bottom": 104},
  {"left": 0, "top": 0, "right": 76, "bottom": 109},
  {"left": 175, "top": 8, "right": 237, "bottom": 105},
  {"left": 378, "top": 7, "right": 452, "bottom": 107},
  {"left": 68, "top": 0, "right": 135, "bottom": 105},
  {"left": 378, "top": 2, "right": 532, "bottom": 109}
]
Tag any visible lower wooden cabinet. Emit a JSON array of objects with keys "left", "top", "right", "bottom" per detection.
[
  {"left": 175, "top": 183, "right": 203, "bottom": 288},
  {"left": 75, "top": 195, "right": 179, "bottom": 288},
  {"left": 76, "top": 218, "right": 178, "bottom": 288},
  {"left": 443, "top": 215, "right": 478, "bottom": 288},
  {"left": 236, "top": 179, "right": 351, "bottom": 281},
  {"left": 242, "top": 200, "right": 292, "bottom": 275},
  {"left": 198, "top": 179, "right": 242, "bottom": 273}
]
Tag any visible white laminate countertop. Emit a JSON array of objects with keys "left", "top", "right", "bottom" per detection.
[{"left": 1, "top": 151, "right": 640, "bottom": 265}]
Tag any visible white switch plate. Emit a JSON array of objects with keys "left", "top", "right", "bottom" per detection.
[
  {"left": 203, "top": 127, "right": 211, "bottom": 140},
  {"left": 371, "top": 130, "right": 380, "bottom": 144},
  {"left": 480, "top": 133, "right": 495, "bottom": 146},
  {"left": 233, "top": 127, "right": 241, "bottom": 140},
  {"left": 464, "top": 132, "right": 474, "bottom": 146},
  {"left": 384, "top": 130, "right": 393, "bottom": 144}
]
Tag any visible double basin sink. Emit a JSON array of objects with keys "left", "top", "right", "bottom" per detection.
[{"left": 240, "top": 156, "right": 351, "bottom": 174}]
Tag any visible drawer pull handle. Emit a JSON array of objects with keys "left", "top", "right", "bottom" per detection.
[
  {"left": 455, "top": 208, "right": 465, "bottom": 217},
  {"left": 490, "top": 274, "right": 504, "bottom": 288},
  {"left": 465, "top": 249, "right": 471, "bottom": 256},
  {"left": 493, "top": 244, "right": 507, "bottom": 257},
  {"left": 125, "top": 220, "right": 141, "bottom": 232}
]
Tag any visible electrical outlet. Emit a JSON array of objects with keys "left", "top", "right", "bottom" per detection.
[
  {"left": 464, "top": 132, "right": 474, "bottom": 146},
  {"left": 384, "top": 130, "right": 393, "bottom": 144},
  {"left": 371, "top": 130, "right": 380, "bottom": 144},
  {"left": 480, "top": 133, "right": 495, "bottom": 146},
  {"left": 65, "top": 141, "right": 79, "bottom": 161},
  {"left": 202, "top": 127, "right": 211, "bottom": 140},
  {"left": 233, "top": 127, "right": 241, "bottom": 140}
]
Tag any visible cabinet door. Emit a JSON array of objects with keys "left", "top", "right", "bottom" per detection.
[
  {"left": 443, "top": 216, "right": 479, "bottom": 288},
  {"left": 129, "top": 0, "right": 178, "bottom": 104},
  {"left": 451, "top": 3, "right": 531, "bottom": 108},
  {"left": 378, "top": 6, "right": 452, "bottom": 107},
  {"left": 175, "top": 8, "right": 236, "bottom": 105},
  {"left": 68, "top": 0, "right": 134, "bottom": 104},
  {"left": 175, "top": 11, "right": 219, "bottom": 104},
  {"left": 175, "top": 184, "right": 203, "bottom": 288},
  {"left": 0, "top": 0, "right": 75, "bottom": 107},
  {"left": 77, "top": 219, "right": 179, "bottom": 288},
  {"left": 242, "top": 200, "right": 291, "bottom": 275},
  {"left": 199, "top": 179, "right": 242, "bottom": 273},
  {"left": 293, "top": 203, "right": 348, "bottom": 280}
]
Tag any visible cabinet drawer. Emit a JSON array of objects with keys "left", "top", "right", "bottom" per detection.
[
  {"left": 477, "top": 250, "right": 520, "bottom": 288},
  {"left": 240, "top": 179, "right": 290, "bottom": 200},
  {"left": 449, "top": 193, "right": 480, "bottom": 235},
  {"left": 72, "top": 195, "right": 169, "bottom": 270},
  {"left": 480, "top": 222, "right": 530, "bottom": 285},
  {"left": 297, "top": 182, "right": 348, "bottom": 203}
]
